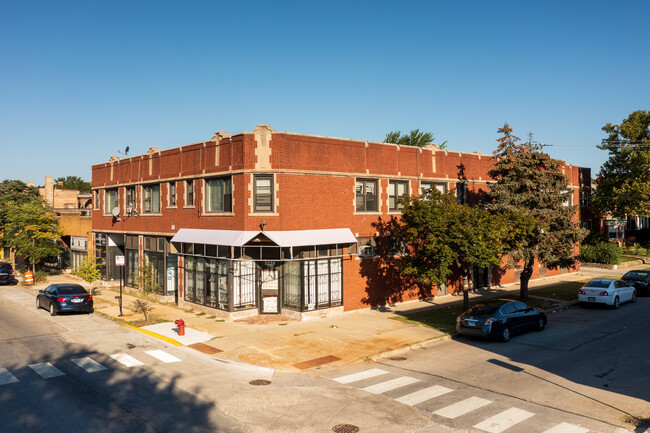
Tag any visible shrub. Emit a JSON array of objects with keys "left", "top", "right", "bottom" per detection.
[
  {"left": 34, "top": 270, "right": 48, "bottom": 283},
  {"left": 580, "top": 242, "right": 622, "bottom": 265},
  {"left": 75, "top": 257, "right": 102, "bottom": 283},
  {"left": 131, "top": 299, "right": 153, "bottom": 321}
]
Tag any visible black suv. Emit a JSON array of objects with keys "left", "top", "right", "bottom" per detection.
[{"left": 0, "top": 262, "right": 17, "bottom": 285}]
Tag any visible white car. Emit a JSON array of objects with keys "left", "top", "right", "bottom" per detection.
[{"left": 578, "top": 278, "right": 637, "bottom": 309}]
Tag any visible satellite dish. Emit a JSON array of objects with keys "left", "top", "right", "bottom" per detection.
[{"left": 112, "top": 207, "right": 120, "bottom": 217}]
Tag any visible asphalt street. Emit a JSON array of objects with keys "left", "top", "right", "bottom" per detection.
[{"left": 367, "top": 298, "right": 650, "bottom": 432}]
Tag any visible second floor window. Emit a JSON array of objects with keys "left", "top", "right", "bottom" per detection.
[
  {"left": 169, "top": 182, "right": 176, "bottom": 207},
  {"left": 254, "top": 175, "right": 273, "bottom": 212},
  {"left": 125, "top": 186, "right": 136, "bottom": 211},
  {"left": 456, "top": 182, "right": 467, "bottom": 205},
  {"left": 105, "top": 189, "right": 118, "bottom": 214},
  {"left": 185, "top": 180, "right": 194, "bottom": 206},
  {"left": 356, "top": 179, "right": 378, "bottom": 212},
  {"left": 389, "top": 180, "right": 408, "bottom": 211},
  {"left": 143, "top": 184, "right": 161, "bottom": 213},
  {"left": 206, "top": 177, "right": 232, "bottom": 212}
]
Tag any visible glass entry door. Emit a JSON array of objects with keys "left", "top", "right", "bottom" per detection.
[{"left": 259, "top": 264, "right": 280, "bottom": 314}]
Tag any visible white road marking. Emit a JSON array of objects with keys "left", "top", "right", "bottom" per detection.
[
  {"left": 474, "top": 408, "right": 535, "bottom": 433},
  {"left": 542, "top": 423, "right": 590, "bottom": 433},
  {"left": 362, "top": 376, "right": 420, "bottom": 394},
  {"left": 395, "top": 385, "right": 453, "bottom": 406},
  {"left": 110, "top": 353, "right": 144, "bottom": 367},
  {"left": 29, "top": 362, "right": 65, "bottom": 379},
  {"left": 332, "top": 368, "right": 389, "bottom": 384},
  {"left": 71, "top": 357, "right": 108, "bottom": 373},
  {"left": 0, "top": 368, "right": 19, "bottom": 385},
  {"left": 145, "top": 350, "right": 181, "bottom": 363},
  {"left": 433, "top": 396, "right": 492, "bottom": 419}
]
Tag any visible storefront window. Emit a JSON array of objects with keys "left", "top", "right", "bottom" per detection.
[
  {"left": 283, "top": 261, "right": 301, "bottom": 310},
  {"left": 233, "top": 261, "right": 256, "bottom": 309},
  {"left": 185, "top": 256, "right": 195, "bottom": 302}
]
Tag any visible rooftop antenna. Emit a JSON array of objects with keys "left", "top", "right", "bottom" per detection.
[{"left": 118, "top": 146, "right": 130, "bottom": 156}]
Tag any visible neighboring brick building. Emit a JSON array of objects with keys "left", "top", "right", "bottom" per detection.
[
  {"left": 91, "top": 125, "right": 582, "bottom": 320},
  {"left": 37, "top": 176, "right": 92, "bottom": 270}
]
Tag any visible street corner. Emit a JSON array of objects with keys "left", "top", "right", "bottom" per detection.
[{"left": 139, "top": 322, "right": 213, "bottom": 346}]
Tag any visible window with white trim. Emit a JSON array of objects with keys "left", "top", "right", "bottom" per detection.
[
  {"left": 389, "top": 180, "right": 408, "bottom": 211},
  {"left": 355, "top": 179, "right": 378, "bottom": 212}
]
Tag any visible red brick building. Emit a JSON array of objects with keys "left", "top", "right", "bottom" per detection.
[{"left": 92, "top": 125, "right": 582, "bottom": 320}]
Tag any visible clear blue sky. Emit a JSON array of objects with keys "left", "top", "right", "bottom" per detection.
[{"left": 1, "top": 0, "right": 648, "bottom": 185}]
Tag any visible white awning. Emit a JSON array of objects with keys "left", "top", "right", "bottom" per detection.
[
  {"left": 171, "top": 228, "right": 356, "bottom": 247},
  {"left": 171, "top": 229, "right": 259, "bottom": 247}
]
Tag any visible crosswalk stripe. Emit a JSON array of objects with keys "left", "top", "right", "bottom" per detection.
[
  {"left": 0, "top": 368, "right": 19, "bottom": 385},
  {"left": 29, "top": 362, "right": 65, "bottom": 379},
  {"left": 362, "top": 376, "right": 420, "bottom": 394},
  {"left": 474, "top": 408, "right": 535, "bottom": 433},
  {"left": 434, "top": 396, "right": 492, "bottom": 419},
  {"left": 71, "top": 357, "right": 108, "bottom": 373},
  {"left": 542, "top": 422, "right": 590, "bottom": 433},
  {"left": 332, "top": 368, "right": 389, "bottom": 384},
  {"left": 145, "top": 350, "right": 181, "bottom": 363},
  {"left": 110, "top": 353, "right": 144, "bottom": 367},
  {"left": 395, "top": 385, "right": 453, "bottom": 406}
]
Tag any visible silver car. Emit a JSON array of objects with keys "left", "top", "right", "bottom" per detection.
[{"left": 578, "top": 278, "right": 636, "bottom": 309}]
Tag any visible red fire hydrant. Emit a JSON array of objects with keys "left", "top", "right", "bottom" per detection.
[{"left": 174, "top": 319, "right": 185, "bottom": 336}]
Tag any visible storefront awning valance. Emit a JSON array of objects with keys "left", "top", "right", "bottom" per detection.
[{"left": 170, "top": 228, "right": 356, "bottom": 248}]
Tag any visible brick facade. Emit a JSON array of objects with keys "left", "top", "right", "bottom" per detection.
[{"left": 92, "top": 125, "right": 582, "bottom": 319}]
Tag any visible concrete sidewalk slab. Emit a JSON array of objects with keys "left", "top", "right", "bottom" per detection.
[{"left": 141, "top": 323, "right": 213, "bottom": 345}]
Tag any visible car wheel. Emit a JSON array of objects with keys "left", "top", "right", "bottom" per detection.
[
  {"left": 87, "top": 309, "right": 94, "bottom": 314},
  {"left": 536, "top": 316, "right": 546, "bottom": 331},
  {"left": 500, "top": 326, "right": 511, "bottom": 342},
  {"left": 632, "top": 291, "right": 637, "bottom": 303},
  {"left": 36, "top": 298, "right": 40, "bottom": 310},
  {"left": 613, "top": 296, "right": 620, "bottom": 309},
  {"left": 49, "top": 303, "right": 57, "bottom": 316}
]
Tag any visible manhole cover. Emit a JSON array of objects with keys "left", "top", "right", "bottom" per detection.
[
  {"left": 332, "top": 424, "right": 359, "bottom": 433},
  {"left": 388, "top": 356, "right": 407, "bottom": 361},
  {"left": 249, "top": 379, "right": 272, "bottom": 386}
]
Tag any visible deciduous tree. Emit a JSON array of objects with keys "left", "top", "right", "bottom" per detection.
[
  {"left": 594, "top": 110, "right": 650, "bottom": 216},
  {"left": 54, "top": 176, "right": 91, "bottom": 193},
  {"left": 4, "top": 200, "right": 63, "bottom": 273},
  {"left": 486, "top": 123, "right": 585, "bottom": 299},
  {"left": 397, "top": 188, "right": 507, "bottom": 309},
  {"left": 0, "top": 180, "right": 43, "bottom": 267}
]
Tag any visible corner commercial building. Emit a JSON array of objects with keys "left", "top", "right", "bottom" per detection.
[{"left": 91, "top": 125, "right": 583, "bottom": 320}]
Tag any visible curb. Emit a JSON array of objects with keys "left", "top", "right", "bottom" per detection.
[{"left": 122, "top": 323, "right": 184, "bottom": 347}]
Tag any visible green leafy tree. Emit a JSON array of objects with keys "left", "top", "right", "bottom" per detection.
[
  {"left": 486, "top": 123, "right": 586, "bottom": 299},
  {"left": 397, "top": 188, "right": 507, "bottom": 309},
  {"left": 594, "top": 110, "right": 650, "bottom": 216},
  {"left": 75, "top": 256, "right": 102, "bottom": 283},
  {"left": 54, "top": 176, "right": 91, "bottom": 193},
  {"left": 0, "top": 180, "right": 43, "bottom": 267},
  {"left": 4, "top": 200, "right": 64, "bottom": 273},
  {"left": 385, "top": 129, "right": 447, "bottom": 148}
]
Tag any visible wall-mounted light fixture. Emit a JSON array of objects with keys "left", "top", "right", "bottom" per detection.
[{"left": 260, "top": 220, "right": 267, "bottom": 231}]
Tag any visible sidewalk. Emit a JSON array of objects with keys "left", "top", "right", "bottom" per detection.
[{"left": 27, "top": 266, "right": 628, "bottom": 373}]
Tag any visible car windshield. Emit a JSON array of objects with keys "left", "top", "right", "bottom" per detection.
[
  {"left": 584, "top": 280, "right": 611, "bottom": 288},
  {"left": 623, "top": 272, "right": 649, "bottom": 279},
  {"left": 466, "top": 303, "right": 502, "bottom": 316},
  {"left": 57, "top": 286, "right": 87, "bottom": 295}
]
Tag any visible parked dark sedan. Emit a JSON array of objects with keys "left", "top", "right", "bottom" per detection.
[
  {"left": 36, "top": 284, "right": 93, "bottom": 316},
  {"left": 0, "top": 262, "right": 17, "bottom": 285},
  {"left": 621, "top": 270, "right": 650, "bottom": 295},
  {"left": 456, "top": 299, "right": 547, "bottom": 342}
]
